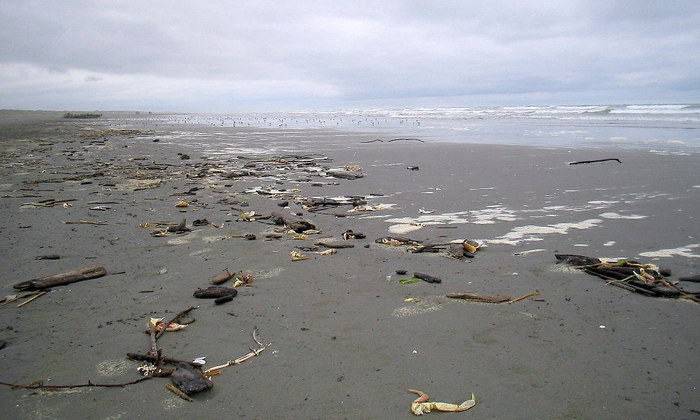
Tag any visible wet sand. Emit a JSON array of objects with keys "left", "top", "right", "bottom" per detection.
[{"left": 0, "top": 111, "right": 698, "bottom": 419}]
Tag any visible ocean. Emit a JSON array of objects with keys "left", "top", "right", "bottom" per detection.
[{"left": 122, "top": 104, "right": 699, "bottom": 153}]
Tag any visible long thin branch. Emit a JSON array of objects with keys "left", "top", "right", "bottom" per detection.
[{"left": 0, "top": 375, "right": 153, "bottom": 390}]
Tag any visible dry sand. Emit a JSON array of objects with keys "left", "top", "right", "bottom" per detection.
[{"left": 0, "top": 111, "right": 698, "bottom": 419}]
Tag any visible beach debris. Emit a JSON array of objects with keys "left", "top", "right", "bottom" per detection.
[
  {"left": 555, "top": 254, "right": 699, "bottom": 302},
  {"left": 150, "top": 317, "right": 189, "bottom": 332},
  {"left": 203, "top": 327, "right": 266, "bottom": 375},
  {"left": 446, "top": 293, "right": 511, "bottom": 303},
  {"left": 316, "top": 241, "right": 354, "bottom": 249},
  {"left": 327, "top": 168, "right": 364, "bottom": 179},
  {"left": 138, "top": 221, "right": 173, "bottom": 229},
  {"left": 35, "top": 254, "right": 61, "bottom": 260},
  {"left": 175, "top": 201, "right": 189, "bottom": 207},
  {"left": 679, "top": 275, "right": 700, "bottom": 283},
  {"left": 342, "top": 229, "right": 366, "bottom": 240},
  {"left": 1, "top": 291, "right": 43, "bottom": 305},
  {"left": 271, "top": 211, "right": 316, "bottom": 232},
  {"left": 462, "top": 239, "right": 481, "bottom": 254},
  {"left": 407, "top": 166, "right": 420, "bottom": 171},
  {"left": 568, "top": 158, "right": 621, "bottom": 165},
  {"left": 352, "top": 204, "right": 391, "bottom": 211},
  {"left": 408, "top": 239, "right": 482, "bottom": 261},
  {"left": 20, "top": 198, "right": 77, "bottom": 208},
  {"left": 318, "top": 249, "right": 337, "bottom": 256},
  {"left": 148, "top": 218, "right": 191, "bottom": 236},
  {"left": 16, "top": 291, "right": 47, "bottom": 307},
  {"left": 166, "top": 382, "right": 194, "bottom": 402},
  {"left": 240, "top": 211, "right": 256, "bottom": 221},
  {"left": 193, "top": 286, "right": 238, "bottom": 299},
  {"left": 12, "top": 264, "right": 107, "bottom": 291},
  {"left": 508, "top": 291, "right": 541, "bottom": 304},
  {"left": 418, "top": 208, "right": 435, "bottom": 214},
  {"left": 291, "top": 250, "right": 309, "bottom": 261},
  {"left": 154, "top": 306, "right": 198, "bottom": 339},
  {"left": 375, "top": 236, "right": 422, "bottom": 246},
  {"left": 408, "top": 389, "right": 476, "bottom": 415},
  {"left": 212, "top": 269, "right": 235, "bottom": 285},
  {"left": 233, "top": 273, "right": 254, "bottom": 288},
  {"left": 414, "top": 272, "right": 442, "bottom": 284},
  {"left": 215, "top": 295, "right": 235, "bottom": 305},
  {"left": 150, "top": 222, "right": 192, "bottom": 236},
  {"left": 171, "top": 362, "right": 213, "bottom": 394},
  {"left": 62, "top": 220, "right": 109, "bottom": 225}
]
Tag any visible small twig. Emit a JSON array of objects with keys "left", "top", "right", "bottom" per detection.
[
  {"left": 166, "top": 383, "right": 193, "bottom": 402},
  {"left": 508, "top": 291, "right": 540, "bottom": 304},
  {"left": 17, "top": 291, "right": 47, "bottom": 307},
  {"left": 2, "top": 291, "right": 42, "bottom": 305},
  {"left": 155, "top": 306, "right": 198, "bottom": 340}
]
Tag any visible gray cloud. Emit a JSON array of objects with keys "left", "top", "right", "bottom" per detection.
[{"left": 1, "top": 0, "right": 698, "bottom": 111}]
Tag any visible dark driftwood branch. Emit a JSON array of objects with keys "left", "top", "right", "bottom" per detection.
[
  {"left": 0, "top": 375, "right": 152, "bottom": 390},
  {"left": 13, "top": 265, "right": 107, "bottom": 291},
  {"left": 569, "top": 158, "right": 621, "bottom": 165},
  {"left": 126, "top": 353, "right": 202, "bottom": 368}
]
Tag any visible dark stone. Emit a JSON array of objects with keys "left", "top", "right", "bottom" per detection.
[{"left": 171, "top": 362, "right": 213, "bottom": 394}]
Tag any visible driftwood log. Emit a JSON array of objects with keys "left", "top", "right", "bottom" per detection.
[{"left": 13, "top": 264, "right": 107, "bottom": 291}]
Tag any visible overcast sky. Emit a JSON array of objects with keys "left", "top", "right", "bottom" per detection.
[{"left": 1, "top": 1, "right": 698, "bottom": 112}]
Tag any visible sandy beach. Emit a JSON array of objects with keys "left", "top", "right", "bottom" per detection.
[{"left": 0, "top": 111, "right": 698, "bottom": 419}]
